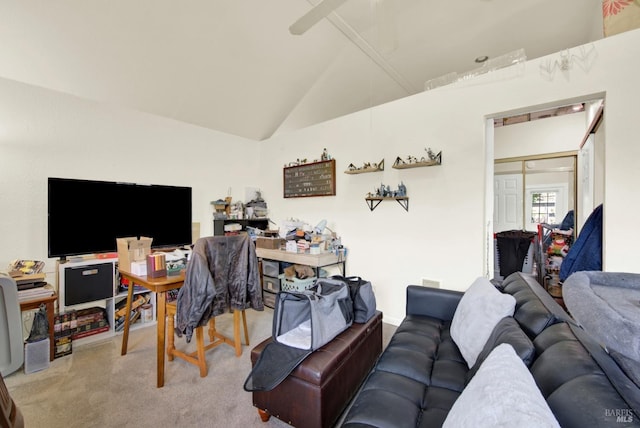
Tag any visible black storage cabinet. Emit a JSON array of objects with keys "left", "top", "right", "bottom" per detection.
[{"left": 64, "top": 262, "right": 113, "bottom": 306}]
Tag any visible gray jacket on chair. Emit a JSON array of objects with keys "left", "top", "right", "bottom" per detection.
[{"left": 175, "top": 234, "right": 263, "bottom": 342}]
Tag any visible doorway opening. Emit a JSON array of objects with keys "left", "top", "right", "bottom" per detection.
[
  {"left": 493, "top": 153, "right": 576, "bottom": 283},
  {"left": 486, "top": 96, "right": 604, "bottom": 285}
]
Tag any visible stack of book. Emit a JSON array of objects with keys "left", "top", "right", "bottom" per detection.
[
  {"left": 55, "top": 307, "right": 110, "bottom": 340},
  {"left": 71, "top": 307, "right": 109, "bottom": 339},
  {"left": 12, "top": 271, "right": 54, "bottom": 302},
  {"left": 114, "top": 293, "right": 151, "bottom": 332},
  {"left": 54, "top": 311, "right": 75, "bottom": 358},
  {"left": 53, "top": 307, "right": 109, "bottom": 358},
  {"left": 18, "top": 285, "right": 54, "bottom": 301}
]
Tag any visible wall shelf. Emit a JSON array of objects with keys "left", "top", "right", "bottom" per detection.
[
  {"left": 345, "top": 159, "right": 384, "bottom": 174},
  {"left": 365, "top": 196, "right": 409, "bottom": 212},
  {"left": 213, "top": 218, "right": 269, "bottom": 236},
  {"left": 392, "top": 151, "right": 442, "bottom": 169}
]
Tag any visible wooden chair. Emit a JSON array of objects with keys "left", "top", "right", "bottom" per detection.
[
  {"left": 0, "top": 371, "right": 23, "bottom": 428},
  {"left": 166, "top": 301, "right": 249, "bottom": 377}
]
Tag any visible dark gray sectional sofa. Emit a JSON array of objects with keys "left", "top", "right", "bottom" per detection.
[{"left": 340, "top": 272, "right": 640, "bottom": 427}]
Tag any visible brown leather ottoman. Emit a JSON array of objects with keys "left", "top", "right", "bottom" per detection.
[{"left": 250, "top": 311, "right": 383, "bottom": 428}]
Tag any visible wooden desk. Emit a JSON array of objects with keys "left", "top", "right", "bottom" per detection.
[
  {"left": 255, "top": 248, "right": 346, "bottom": 275},
  {"left": 118, "top": 270, "right": 184, "bottom": 388},
  {"left": 19, "top": 292, "right": 57, "bottom": 361}
]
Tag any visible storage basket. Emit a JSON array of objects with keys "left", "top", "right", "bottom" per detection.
[{"left": 281, "top": 276, "right": 316, "bottom": 292}]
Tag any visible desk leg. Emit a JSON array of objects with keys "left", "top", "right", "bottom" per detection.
[
  {"left": 156, "top": 291, "right": 167, "bottom": 388},
  {"left": 46, "top": 301, "right": 55, "bottom": 361},
  {"left": 120, "top": 280, "right": 135, "bottom": 356}
]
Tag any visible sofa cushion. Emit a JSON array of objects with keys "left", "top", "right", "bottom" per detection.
[
  {"left": 532, "top": 321, "right": 578, "bottom": 356},
  {"left": 342, "top": 314, "right": 468, "bottom": 428},
  {"left": 466, "top": 316, "right": 535, "bottom": 383},
  {"left": 450, "top": 277, "right": 516, "bottom": 367},
  {"left": 501, "top": 272, "right": 569, "bottom": 339},
  {"left": 376, "top": 316, "right": 466, "bottom": 388},
  {"left": 443, "top": 344, "right": 560, "bottom": 428}
]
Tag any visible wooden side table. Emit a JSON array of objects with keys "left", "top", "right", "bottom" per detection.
[
  {"left": 19, "top": 292, "right": 58, "bottom": 361},
  {"left": 118, "top": 270, "right": 185, "bottom": 388}
]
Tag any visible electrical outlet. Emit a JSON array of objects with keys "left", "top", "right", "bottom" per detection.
[{"left": 421, "top": 278, "right": 441, "bottom": 288}]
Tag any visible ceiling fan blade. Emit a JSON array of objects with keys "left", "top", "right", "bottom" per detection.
[{"left": 289, "top": 0, "right": 350, "bottom": 35}]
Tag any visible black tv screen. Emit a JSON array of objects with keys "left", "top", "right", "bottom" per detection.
[{"left": 48, "top": 177, "right": 192, "bottom": 258}]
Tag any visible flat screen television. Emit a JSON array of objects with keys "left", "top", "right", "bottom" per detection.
[{"left": 48, "top": 177, "right": 193, "bottom": 258}]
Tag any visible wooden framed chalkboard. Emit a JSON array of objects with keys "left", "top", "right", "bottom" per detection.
[{"left": 283, "top": 159, "right": 336, "bottom": 198}]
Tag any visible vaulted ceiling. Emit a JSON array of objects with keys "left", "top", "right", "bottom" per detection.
[{"left": 0, "top": 0, "right": 604, "bottom": 140}]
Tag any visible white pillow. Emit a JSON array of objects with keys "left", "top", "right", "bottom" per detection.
[
  {"left": 450, "top": 277, "right": 515, "bottom": 367},
  {"left": 443, "top": 343, "right": 560, "bottom": 428}
]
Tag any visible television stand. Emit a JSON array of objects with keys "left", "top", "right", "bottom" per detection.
[{"left": 56, "top": 258, "right": 157, "bottom": 346}]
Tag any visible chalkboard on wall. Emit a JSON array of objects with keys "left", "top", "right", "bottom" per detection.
[{"left": 283, "top": 159, "right": 336, "bottom": 198}]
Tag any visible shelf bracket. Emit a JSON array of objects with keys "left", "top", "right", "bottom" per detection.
[
  {"left": 365, "top": 198, "right": 383, "bottom": 211},
  {"left": 396, "top": 198, "right": 409, "bottom": 211},
  {"left": 365, "top": 197, "right": 409, "bottom": 212}
]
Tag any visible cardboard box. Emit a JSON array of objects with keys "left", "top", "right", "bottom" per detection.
[
  {"left": 117, "top": 237, "right": 152, "bottom": 271},
  {"left": 130, "top": 260, "right": 147, "bottom": 276},
  {"left": 256, "top": 237, "right": 284, "bottom": 250}
]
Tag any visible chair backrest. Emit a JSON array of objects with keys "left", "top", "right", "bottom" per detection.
[
  {"left": 175, "top": 234, "right": 262, "bottom": 341},
  {"left": 0, "top": 273, "right": 24, "bottom": 377}
]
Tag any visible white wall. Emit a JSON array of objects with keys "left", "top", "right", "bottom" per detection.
[
  {"left": 261, "top": 29, "right": 640, "bottom": 325},
  {"left": 0, "top": 78, "right": 261, "bottom": 284},
  {"left": 494, "top": 112, "right": 586, "bottom": 159},
  {"left": 3, "top": 30, "right": 640, "bottom": 327}
]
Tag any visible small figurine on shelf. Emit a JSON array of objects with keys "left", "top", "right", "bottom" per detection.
[
  {"left": 393, "top": 156, "right": 405, "bottom": 167},
  {"left": 397, "top": 181, "right": 407, "bottom": 197},
  {"left": 321, "top": 148, "right": 331, "bottom": 161},
  {"left": 368, "top": 182, "right": 407, "bottom": 199},
  {"left": 286, "top": 158, "right": 309, "bottom": 167},
  {"left": 348, "top": 163, "right": 357, "bottom": 171},
  {"left": 426, "top": 147, "right": 438, "bottom": 161},
  {"left": 372, "top": 159, "right": 384, "bottom": 170}
]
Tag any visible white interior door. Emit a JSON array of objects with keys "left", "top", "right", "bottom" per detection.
[
  {"left": 578, "top": 133, "right": 595, "bottom": 234},
  {"left": 494, "top": 173, "right": 523, "bottom": 232}
]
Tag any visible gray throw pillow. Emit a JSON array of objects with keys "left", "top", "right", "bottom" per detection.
[
  {"left": 450, "top": 277, "right": 516, "bottom": 367},
  {"left": 443, "top": 344, "right": 560, "bottom": 428}
]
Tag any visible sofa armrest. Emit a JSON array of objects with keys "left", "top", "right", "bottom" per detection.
[{"left": 406, "top": 285, "right": 463, "bottom": 321}]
